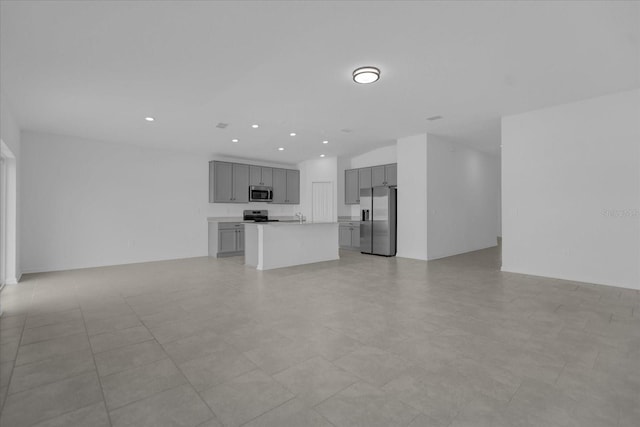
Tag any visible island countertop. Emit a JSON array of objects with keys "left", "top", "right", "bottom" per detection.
[{"left": 244, "top": 221, "right": 339, "bottom": 270}]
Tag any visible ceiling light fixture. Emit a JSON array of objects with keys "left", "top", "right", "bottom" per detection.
[
  {"left": 145, "top": 117, "right": 155, "bottom": 122},
  {"left": 251, "top": 124, "right": 259, "bottom": 128},
  {"left": 322, "top": 140, "right": 329, "bottom": 144},
  {"left": 232, "top": 139, "right": 239, "bottom": 142},
  {"left": 278, "top": 147, "right": 284, "bottom": 151},
  {"left": 290, "top": 132, "right": 296, "bottom": 136},
  {"left": 352, "top": 66, "right": 380, "bottom": 84},
  {"left": 320, "top": 154, "right": 325, "bottom": 158}
]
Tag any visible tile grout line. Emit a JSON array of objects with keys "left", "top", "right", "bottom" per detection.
[
  {"left": 78, "top": 303, "right": 114, "bottom": 427},
  {"left": 113, "top": 292, "right": 222, "bottom": 425},
  {"left": 0, "top": 282, "right": 35, "bottom": 416}
]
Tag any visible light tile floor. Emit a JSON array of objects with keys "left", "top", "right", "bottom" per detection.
[{"left": 0, "top": 247, "right": 638, "bottom": 427}]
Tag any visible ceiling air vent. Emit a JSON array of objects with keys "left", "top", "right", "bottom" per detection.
[
  {"left": 341, "top": 128, "right": 353, "bottom": 133},
  {"left": 216, "top": 122, "right": 229, "bottom": 129},
  {"left": 426, "top": 116, "right": 443, "bottom": 121}
]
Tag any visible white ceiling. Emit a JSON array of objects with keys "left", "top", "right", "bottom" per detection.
[{"left": 1, "top": 1, "right": 638, "bottom": 163}]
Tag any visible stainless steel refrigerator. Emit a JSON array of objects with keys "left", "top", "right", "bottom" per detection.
[{"left": 360, "top": 186, "right": 397, "bottom": 256}]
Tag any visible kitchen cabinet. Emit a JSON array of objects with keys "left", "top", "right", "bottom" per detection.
[
  {"left": 286, "top": 169, "right": 300, "bottom": 204},
  {"left": 371, "top": 165, "right": 385, "bottom": 187},
  {"left": 216, "top": 223, "right": 245, "bottom": 256},
  {"left": 385, "top": 163, "right": 397, "bottom": 186},
  {"left": 344, "top": 163, "right": 397, "bottom": 204},
  {"left": 359, "top": 168, "right": 372, "bottom": 190},
  {"left": 211, "top": 161, "right": 295, "bottom": 204},
  {"left": 210, "top": 161, "right": 249, "bottom": 203},
  {"left": 345, "top": 169, "right": 359, "bottom": 205},
  {"left": 272, "top": 168, "right": 287, "bottom": 203},
  {"left": 372, "top": 164, "right": 397, "bottom": 186},
  {"left": 249, "top": 166, "right": 273, "bottom": 187},
  {"left": 339, "top": 222, "right": 360, "bottom": 250},
  {"left": 272, "top": 168, "right": 299, "bottom": 204}
]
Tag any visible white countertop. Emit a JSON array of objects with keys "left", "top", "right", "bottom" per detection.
[
  {"left": 244, "top": 221, "right": 338, "bottom": 226},
  {"left": 207, "top": 216, "right": 299, "bottom": 223}
]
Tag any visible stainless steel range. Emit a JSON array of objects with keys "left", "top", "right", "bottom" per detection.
[{"left": 242, "top": 210, "right": 280, "bottom": 222}]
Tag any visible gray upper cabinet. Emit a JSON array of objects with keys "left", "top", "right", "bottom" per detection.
[
  {"left": 344, "top": 163, "right": 397, "bottom": 205},
  {"left": 385, "top": 163, "right": 397, "bottom": 186},
  {"left": 272, "top": 168, "right": 299, "bottom": 204},
  {"left": 345, "top": 169, "right": 359, "bottom": 205},
  {"left": 211, "top": 161, "right": 297, "bottom": 204},
  {"left": 358, "top": 168, "right": 372, "bottom": 189},
  {"left": 272, "top": 168, "right": 287, "bottom": 203},
  {"left": 232, "top": 163, "right": 249, "bottom": 202},
  {"left": 210, "top": 161, "right": 249, "bottom": 203},
  {"left": 211, "top": 161, "right": 233, "bottom": 202},
  {"left": 261, "top": 167, "right": 273, "bottom": 187},
  {"left": 285, "top": 169, "right": 300, "bottom": 204},
  {"left": 249, "top": 166, "right": 273, "bottom": 186},
  {"left": 372, "top": 164, "right": 396, "bottom": 186},
  {"left": 371, "top": 165, "right": 385, "bottom": 187}
]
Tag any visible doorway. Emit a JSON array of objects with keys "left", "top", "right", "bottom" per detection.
[
  {"left": 0, "top": 140, "right": 18, "bottom": 315},
  {"left": 311, "top": 182, "right": 334, "bottom": 223}
]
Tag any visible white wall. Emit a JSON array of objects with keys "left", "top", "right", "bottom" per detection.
[
  {"left": 396, "top": 134, "right": 428, "bottom": 260},
  {"left": 298, "top": 157, "right": 338, "bottom": 222},
  {"left": 350, "top": 145, "right": 397, "bottom": 168},
  {"left": 21, "top": 131, "right": 297, "bottom": 273},
  {"left": 502, "top": 89, "right": 640, "bottom": 290},
  {"left": 426, "top": 135, "right": 499, "bottom": 260},
  {"left": 0, "top": 94, "right": 21, "bottom": 283}
]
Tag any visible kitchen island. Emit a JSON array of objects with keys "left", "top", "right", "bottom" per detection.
[{"left": 244, "top": 222, "right": 339, "bottom": 270}]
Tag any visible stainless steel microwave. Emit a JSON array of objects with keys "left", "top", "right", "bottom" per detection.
[{"left": 249, "top": 185, "right": 273, "bottom": 202}]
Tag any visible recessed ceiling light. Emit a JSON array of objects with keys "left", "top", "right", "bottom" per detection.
[
  {"left": 251, "top": 124, "right": 259, "bottom": 128},
  {"left": 232, "top": 139, "right": 239, "bottom": 142},
  {"left": 278, "top": 147, "right": 284, "bottom": 151},
  {"left": 353, "top": 66, "right": 380, "bottom": 84},
  {"left": 145, "top": 117, "right": 155, "bottom": 122},
  {"left": 322, "top": 140, "right": 329, "bottom": 144},
  {"left": 290, "top": 132, "right": 296, "bottom": 136},
  {"left": 320, "top": 154, "right": 325, "bottom": 158}
]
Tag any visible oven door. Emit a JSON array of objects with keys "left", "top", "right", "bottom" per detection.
[{"left": 249, "top": 186, "right": 273, "bottom": 202}]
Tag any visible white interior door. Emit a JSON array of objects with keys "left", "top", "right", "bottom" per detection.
[{"left": 312, "top": 182, "right": 333, "bottom": 223}]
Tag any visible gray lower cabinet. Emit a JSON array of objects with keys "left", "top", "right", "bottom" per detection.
[
  {"left": 272, "top": 168, "right": 299, "bottom": 204},
  {"left": 215, "top": 223, "right": 245, "bottom": 257},
  {"left": 339, "top": 222, "right": 360, "bottom": 250},
  {"left": 210, "top": 161, "right": 249, "bottom": 203},
  {"left": 345, "top": 169, "right": 359, "bottom": 204}
]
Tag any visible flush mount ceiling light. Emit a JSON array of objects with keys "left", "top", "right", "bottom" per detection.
[
  {"left": 278, "top": 147, "right": 285, "bottom": 151},
  {"left": 144, "top": 117, "right": 155, "bottom": 122},
  {"left": 289, "top": 132, "right": 296, "bottom": 136},
  {"left": 352, "top": 66, "right": 380, "bottom": 84},
  {"left": 251, "top": 124, "right": 259, "bottom": 128},
  {"left": 231, "top": 139, "right": 239, "bottom": 142},
  {"left": 322, "top": 140, "right": 329, "bottom": 144}
]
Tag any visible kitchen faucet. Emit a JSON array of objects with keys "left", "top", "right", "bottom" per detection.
[{"left": 295, "top": 212, "right": 305, "bottom": 223}]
